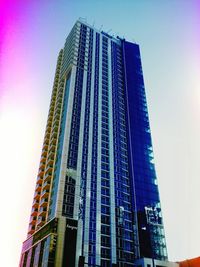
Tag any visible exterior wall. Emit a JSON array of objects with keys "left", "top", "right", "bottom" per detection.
[
  {"left": 111, "top": 39, "right": 136, "bottom": 265},
  {"left": 27, "top": 50, "right": 63, "bottom": 237},
  {"left": 135, "top": 257, "right": 179, "bottom": 267},
  {"left": 123, "top": 41, "right": 167, "bottom": 260},
  {"left": 20, "top": 19, "right": 168, "bottom": 267}
]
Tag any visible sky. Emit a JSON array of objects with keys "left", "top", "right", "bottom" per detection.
[{"left": 0, "top": 0, "right": 200, "bottom": 266}]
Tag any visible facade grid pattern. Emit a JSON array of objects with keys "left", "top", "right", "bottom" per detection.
[{"left": 19, "top": 20, "right": 168, "bottom": 267}]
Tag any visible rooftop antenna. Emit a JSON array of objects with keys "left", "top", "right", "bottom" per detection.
[{"left": 99, "top": 25, "right": 103, "bottom": 31}]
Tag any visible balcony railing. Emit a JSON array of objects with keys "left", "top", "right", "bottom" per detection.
[
  {"left": 44, "top": 173, "right": 51, "bottom": 183},
  {"left": 41, "top": 149, "right": 48, "bottom": 157},
  {"left": 40, "top": 198, "right": 48, "bottom": 207},
  {"left": 38, "top": 206, "right": 47, "bottom": 217},
  {"left": 31, "top": 208, "right": 38, "bottom": 216},
  {"left": 49, "top": 145, "right": 56, "bottom": 154},
  {"left": 38, "top": 168, "right": 44, "bottom": 177},
  {"left": 49, "top": 137, "right": 56, "bottom": 147},
  {"left": 46, "top": 157, "right": 54, "bottom": 166},
  {"left": 41, "top": 189, "right": 49, "bottom": 199},
  {"left": 37, "top": 216, "right": 46, "bottom": 227},
  {"left": 35, "top": 184, "right": 42, "bottom": 192},
  {"left": 39, "top": 161, "right": 45, "bottom": 169},
  {"left": 33, "top": 199, "right": 39, "bottom": 208},
  {"left": 29, "top": 216, "right": 37, "bottom": 225},
  {"left": 36, "top": 175, "right": 43, "bottom": 185},
  {"left": 33, "top": 191, "right": 40, "bottom": 200},
  {"left": 45, "top": 165, "right": 53, "bottom": 174},
  {"left": 43, "top": 181, "right": 51, "bottom": 190}
]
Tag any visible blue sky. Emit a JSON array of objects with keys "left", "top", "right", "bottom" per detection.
[{"left": 1, "top": 1, "right": 200, "bottom": 266}]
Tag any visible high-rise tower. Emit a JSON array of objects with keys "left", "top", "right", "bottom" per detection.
[{"left": 20, "top": 20, "right": 167, "bottom": 267}]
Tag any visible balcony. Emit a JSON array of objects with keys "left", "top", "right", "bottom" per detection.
[
  {"left": 55, "top": 103, "right": 61, "bottom": 111},
  {"left": 51, "top": 131, "right": 57, "bottom": 139},
  {"left": 50, "top": 136, "right": 57, "bottom": 146},
  {"left": 39, "top": 161, "right": 45, "bottom": 169},
  {"left": 49, "top": 144, "right": 56, "bottom": 153},
  {"left": 50, "top": 101, "right": 55, "bottom": 110},
  {"left": 40, "top": 198, "right": 48, "bottom": 207},
  {"left": 38, "top": 207, "right": 47, "bottom": 217},
  {"left": 33, "top": 199, "right": 39, "bottom": 208},
  {"left": 46, "top": 157, "right": 54, "bottom": 166},
  {"left": 54, "top": 113, "right": 60, "bottom": 121},
  {"left": 28, "top": 224, "right": 35, "bottom": 235},
  {"left": 36, "top": 175, "right": 43, "bottom": 185},
  {"left": 40, "top": 155, "right": 46, "bottom": 163},
  {"left": 53, "top": 89, "right": 57, "bottom": 95},
  {"left": 38, "top": 168, "right": 44, "bottom": 177},
  {"left": 41, "top": 189, "right": 50, "bottom": 199},
  {"left": 45, "top": 165, "right": 53, "bottom": 174},
  {"left": 55, "top": 101, "right": 61, "bottom": 109},
  {"left": 48, "top": 151, "right": 55, "bottom": 160},
  {"left": 34, "top": 191, "right": 41, "bottom": 200},
  {"left": 29, "top": 216, "right": 37, "bottom": 225},
  {"left": 53, "top": 83, "right": 58, "bottom": 90},
  {"left": 49, "top": 105, "right": 54, "bottom": 113},
  {"left": 55, "top": 105, "right": 61, "bottom": 114},
  {"left": 50, "top": 97, "right": 56, "bottom": 105},
  {"left": 28, "top": 228, "right": 35, "bottom": 235},
  {"left": 43, "top": 180, "right": 51, "bottom": 190},
  {"left": 37, "top": 216, "right": 46, "bottom": 227},
  {"left": 44, "top": 131, "right": 50, "bottom": 140},
  {"left": 53, "top": 118, "right": 59, "bottom": 128},
  {"left": 41, "top": 149, "right": 48, "bottom": 157},
  {"left": 44, "top": 173, "right": 51, "bottom": 183},
  {"left": 43, "top": 143, "right": 49, "bottom": 150},
  {"left": 35, "top": 184, "right": 42, "bottom": 192},
  {"left": 48, "top": 112, "right": 53, "bottom": 119},
  {"left": 55, "top": 98, "right": 62, "bottom": 110},
  {"left": 51, "top": 94, "right": 56, "bottom": 101},
  {"left": 31, "top": 208, "right": 38, "bottom": 216},
  {"left": 52, "top": 125, "right": 58, "bottom": 134},
  {"left": 57, "top": 91, "right": 63, "bottom": 99},
  {"left": 46, "top": 125, "right": 51, "bottom": 132}
]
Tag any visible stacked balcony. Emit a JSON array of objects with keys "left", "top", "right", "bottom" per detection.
[
  {"left": 27, "top": 51, "right": 63, "bottom": 238},
  {"left": 40, "top": 197, "right": 48, "bottom": 207},
  {"left": 38, "top": 206, "right": 47, "bottom": 217},
  {"left": 46, "top": 156, "right": 54, "bottom": 166},
  {"left": 37, "top": 216, "right": 45, "bottom": 228},
  {"left": 36, "top": 175, "right": 43, "bottom": 185},
  {"left": 28, "top": 225, "right": 35, "bottom": 235},
  {"left": 43, "top": 180, "right": 51, "bottom": 190},
  {"left": 41, "top": 148, "right": 48, "bottom": 158},
  {"left": 29, "top": 216, "right": 37, "bottom": 226},
  {"left": 33, "top": 191, "right": 41, "bottom": 201},
  {"left": 31, "top": 207, "right": 38, "bottom": 217},
  {"left": 38, "top": 168, "right": 44, "bottom": 178},
  {"left": 33, "top": 199, "right": 39, "bottom": 208},
  {"left": 41, "top": 189, "right": 50, "bottom": 199}
]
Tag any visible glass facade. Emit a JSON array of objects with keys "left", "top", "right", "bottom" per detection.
[
  {"left": 20, "top": 20, "right": 167, "bottom": 267},
  {"left": 123, "top": 41, "right": 167, "bottom": 260}
]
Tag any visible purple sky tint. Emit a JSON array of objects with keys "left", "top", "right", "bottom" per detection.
[
  {"left": 0, "top": 1, "right": 37, "bottom": 110},
  {"left": 0, "top": 1, "right": 200, "bottom": 266}
]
